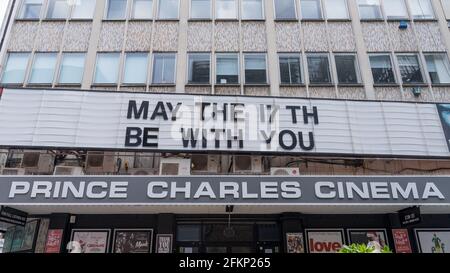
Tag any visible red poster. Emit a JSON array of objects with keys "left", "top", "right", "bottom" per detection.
[
  {"left": 392, "top": 229, "right": 412, "bottom": 253},
  {"left": 44, "top": 229, "right": 64, "bottom": 253}
]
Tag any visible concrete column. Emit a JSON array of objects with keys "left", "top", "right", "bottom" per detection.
[
  {"left": 264, "top": 0, "right": 280, "bottom": 96},
  {"left": 175, "top": 0, "right": 189, "bottom": 93},
  {"left": 433, "top": 0, "right": 450, "bottom": 56}
]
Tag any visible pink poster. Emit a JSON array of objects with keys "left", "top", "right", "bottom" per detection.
[
  {"left": 392, "top": 229, "right": 412, "bottom": 253},
  {"left": 44, "top": 229, "right": 64, "bottom": 253}
]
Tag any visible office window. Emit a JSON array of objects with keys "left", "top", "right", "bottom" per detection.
[
  {"left": 94, "top": 53, "right": 120, "bottom": 84},
  {"left": 19, "top": 0, "right": 43, "bottom": 19},
  {"left": 1, "top": 53, "right": 30, "bottom": 84},
  {"left": 409, "top": 0, "right": 434, "bottom": 19},
  {"left": 132, "top": 0, "right": 153, "bottom": 19},
  {"left": 275, "top": 0, "right": 297, "bottom": 19},
  {"left": 442, "top": 0, "right": 450, "bottom": 19},
  {"left": 279, "top": 54, "right": 302, "bottom": 84},
  {"left": 383, "top": 0, "right": 408, "bottom": 19},
  {"left": 324, "top": 0, "right": 349, "bottom": 19},
  {"left": 152, "top": 53, "right": 176, "bottom": 84},
  {"left": 188, "top": 53, "right": 210, "bottom": 84},
  {"left": 216, "top": 53, "right": 239, "bottom": 84},
  {"left": 301, "top": 0, "right": 322, "bottom": 19},
  {"left": 46, "top": 0, "right": 69, "bottom": 19},
  {"left": 242, "top": 0, "right": 264, "bottom": 20},
  {"left": 123, "top": 53, "right": 149, "bottom": 84},
  {"left": 191, "top": 0, "right": 211, "bottom": 19},
  {"left": 244, "top": 54, "right": 267, "bottom": 84},
  {"left": 307, "top": 54, "right": 331, "bottom": 83},
  {"left": 58, "top": 53, "right": 85, "bottom": 84},
  {"left": 369, "top": 55, "right": 396, "bottom": 84},
  {"left": 106, "top": 0, "right": 127, "bottom": 19},
  {"left": 216, "top": 0, "right": 237, "bottom": 19},
  {"left": 335, "top": 54, "right": 359, "bottom": 84},
  {"left": 425, "top": 54, "right": 450, "bottom": 84},
  {"left": 29, "top": 53, "right": 57, "bottom": 84},
  {"left": 357, "top": 0, "right": 382, "bottom": 19},
  {"left": 397, "top": 54, "right": 424, "bottom": 84},
  {"left": 158, "top": 0, "right": 179, "bottom": 19},
  {"left": 72, "top": 0, "right": 96, "bottom": 19}
]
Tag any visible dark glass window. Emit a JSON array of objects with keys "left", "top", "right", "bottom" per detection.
[
  {"left": 279, "top": 55, "right": 302, "bottom": 84},
  {"left": 188, "top": 53, "right": 210, "bottom": 84},
  {"left": 244, "top": 54, "right": 267, "bottom": 84},
  {"left": 177, "top": 225, "right": 201, "bottom": 242},
  {"left": 369, "top": 55, "right": 396, "bottom": 84},
  {"left": 307, "top": 54, "right": 331, "bottom": 84},
  {"left": 335, "top": 55, "right": 359, "bottom": 84}
]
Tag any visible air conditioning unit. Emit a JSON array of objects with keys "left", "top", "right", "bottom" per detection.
[
  {"left": 85, "top": 152, "right": 116, "bottom": 174},
  {"left": 159, "top": 158, "right": 191, "bottom": 175},
  {"left": 129, "top": 168, "right": 159, "bottom": 175},
  {"left": 1, "top": 168, "right": 26, "bottom": 175},
  {"left": 21, "top": 152, "right": 54, "bottom": 174},
  {"left": 270, "top": 167, "right": 300, "bottom": 176},
  {"left": 53, "top": 166, "right": 85, "bottom": 176},
  {"left": 191, "top": 155, "right": 220, "bottom": 173},
  {"left": 233, "top": 155, "right": 262, "bottom": 174}
]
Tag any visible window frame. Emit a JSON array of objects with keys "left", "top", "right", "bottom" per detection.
[
  {"left": 408, "top": 0, "right": 435, "bottom": 20},
  {"left": 368, "top": 53, "right": 398, "bottom": 85},
  {"left": 131, "top": 0, "right": 154, "bottom": 20},
  {"left": 241, "top": 0, "right": 265, "bottom": 20},
  {"left": 57, "top": 52, "right": 86, "bottom": 85},
  {"left": 189, "top": 0, "right": 212, "bottom": 20},
  {"left": 187, "top": 52, "right": 212, "bottom": 85},
  {"left": 151, "top": 52, "right": 177, "bottom": 85},
  {"left": 273, "top": 0, "right": 298, "bottom": 20},
  {"left": 382, "top": 0, "right": 409, "bottom": 20},
  {"left": 70, "top": 0, "right": 97, "bottom": 20},
  {"left": 334, "top": 53, "right": 362, "bottom": 85},
  {"left": 306, "top": 53, "right": 333, "bottom": 84},
  {"left": 215, "top": 0, "right": 238, "bottom": 20},
  {"left": 278, "top": 53, "right": 304, "bottom": 85},
  {"left": 442, "top": 0, "right": 450, "bottom": 20},
  {"left": 93, "top": 52, "right": 122, "bottom": 85},
  {"left": 357, "top": 0, "right": 384, "bottom": 20},
  {"left": 244, "top": 53, "right": 268, "bottom": 85},
  {"left": 395, "top": 53, "right": 426, "bottom": 85},
  {"left": 423, "top": 52, "right": 450, "bottom": 85},
  {"left": 215, "top": 52, "right": 240, "bottom": 85},
  {"left": 27, "top": 52, "right": 59, "bottom": 85},
  {"left": 0, "top": 52, "right": 31, "bottom": 85},
  {"left": 157, "top": 0, "right": 180, "bottom": 20},
  {"left": 300, "top": 0, "right": 324, "bottom": 20},
  {"left": 17, "top": 0, "right": 44, "bottom": 20},
  {"left": 104, "top": 0, "right": 129, "bottom": 20},
  {"left": 323, "top": 0, "right": 350, "bottom": 20},
  {"left": 121, "top": 52, "right": 150, "bottom": 85},
  {"left": 45, "top": 0, "right": 70, "bottom": 20}
]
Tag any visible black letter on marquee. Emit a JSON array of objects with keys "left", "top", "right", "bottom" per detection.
[
  {"left": 125, "top": 127, "right": 142, "bottom": 147},
  {"left": 127, "top": 100, "right": 149, "bottom": 119},
  {"left": 299, "top": 132, "right": 315, "bottom": 151},
  {"left": 286, "top": 106, "right": 301, "bottom": 124},
  {"left": 151, "top": 101, "right": 169, "bottom": 120},
  {"left": 303, "top": 106, "right": 319, "bottom": 124},
  {"left": 143, "top": 128, "right": 159, "bottom": 147},
  {"left": 180, "top": 128, "right": 199, "bottom": 148},
  {"left": 279, "top": 130, "right": 297, "bottom": 150}
]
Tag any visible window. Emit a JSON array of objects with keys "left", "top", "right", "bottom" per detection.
[
  {"left": 442, "top": 0, "right": 450, "bottom": 19},
  {"left": 275, "top": 0, "right": 297, "bottom": 19},
  {"left": 409, "top": 0, "right": 434, "bottom": 19},
  {"left": 307, "top": 54, "right": 331, "bottom": 83},
  {"left": 279, "top": 54, "right": 302, "bottom": 84},
  {"left": 324, "top": 0, "right": 349, "bottom": 19},
  {"left": 216, "top": 0, "right": 237, "bottom": 19},
  {"left": 425, "top": 54, "right": 450, "bottom": 84},
  {"left": 158, "top": 0, "right": 179, "bottom": 19},
  {"left": 244, "top": 54, "right": 267, "bottom": 84},
  {"left": 132, "top": 0, "right": 153, "bottom": 19},
  {"left": 383, "top": 0, "right": 408, "bottom": 19},
  {"left": 123, "top": 53, "right": 149, "bottom": 84},
  {"left": 152, "top": 53, "right": 176, "bottom": 84},
  {"left": 242, "top": 0, "right": 264, "bottom": 20},
  {"left": 106, "top": 0, "right": 127, "bottom": 19},
  {"left": 46, "top": 0, "right": 69, "bottom": 19},
  {"left": 94, "top": 53, "right": 120, "bottom": 84},
  {"left": 301, "top": 0, "right": 322, "bottom": 19},
  {"left": 396, "top": 54, "right": 424, "bottom": 84},
  {"left": 29, "top": 53, "right": 58, "bottom": 84},
  {"left": 357, "top": 0, "right": 382, "bottom": 19},
  {"left": 1, "top": 53, "right": 30, "bottom": 84},
  {"left": 369, "top": 55, "right": 396, "bottom": 84},
  {"left": 334, "top": 54, "right": 359, "bottom": 84},
  {"left": 188, "top": 53, "right": 210, "bottom": 84},
  {"left": 191, "top": 0, "right": 211, "bottom": 19},
  {"left": 58, "top": 53, "right": 85, "bottom": 84},
  {"left": 216, "top": 53, "right": 239, "bottom": 84},
  {"left": 19, "top": 0, "right": 43, "bottom": 19},
  {"left": 72, "top": 0, "right": 96, "bottom": 19}
]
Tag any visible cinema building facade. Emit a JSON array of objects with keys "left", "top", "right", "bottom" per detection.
[{"left": 1, "top": 0, "right": 450, "bottom": 254}]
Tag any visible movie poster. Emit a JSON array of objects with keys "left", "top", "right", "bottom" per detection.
[
  {"left": 44, "top": 229, "right": 64, "bottom": 253},
  {"left": 286, "top": 233, "right": 305, "bottom": 253},
  {"left": 72, "top": 230, "right": 109, "bottom": 253},
  {"left": 416, "top": 230, "right": 450, "bottom": 253},
  {"left": 392, "top": 229, "right": 412, "bottom": 253},
  {"left": 306, "top": 230, "right": 345, "bottom": 253},
  {"left": 156, "top": 234, "right": 173, "bottom": 253},
  {"left": 114, "top": 230, "right": 152, "bottom": 253},
  {"left": 348, "top": 229, "right": 388, "bottom": 247},
  {"left": 21, "top": 220, "right": 39, "bottom": 251}
]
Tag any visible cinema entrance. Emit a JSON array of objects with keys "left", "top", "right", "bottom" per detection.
[{"left": 176, "top": 218, "right": 282, "bottom": 254}]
